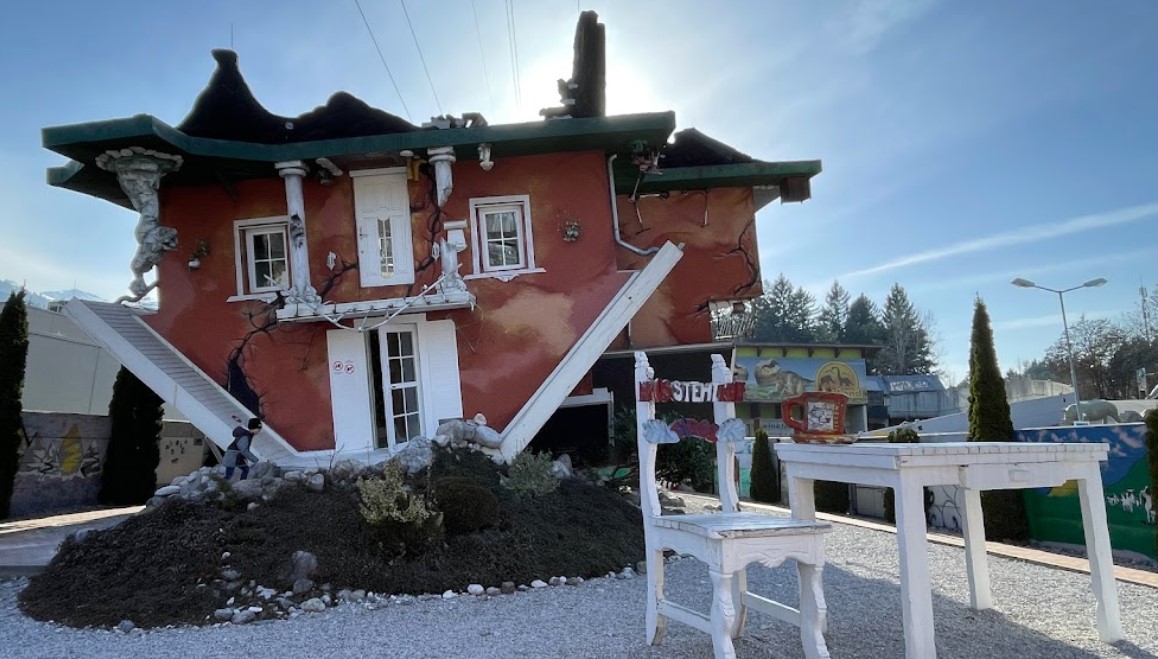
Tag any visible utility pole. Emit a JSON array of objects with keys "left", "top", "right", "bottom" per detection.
[{"left": 1141, "top": 279, "right": 1152, "bottom": 343}]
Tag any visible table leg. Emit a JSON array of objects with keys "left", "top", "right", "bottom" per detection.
[
  {"left": 896, "top": 475, "right": 937, "bottom": 659},
  {"left": 1077, "top": 467, "right": 1124, "bottom": 642},
  {"left": 789, "top": 474, "right": 817, "bottom": 520},
  {"left": 960, "top": 488, "right": 992, "bottom": 610}
]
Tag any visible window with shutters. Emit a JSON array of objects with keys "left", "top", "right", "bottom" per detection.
[{"left": 351, "top": 168, "right": 414, "bottom": 287}]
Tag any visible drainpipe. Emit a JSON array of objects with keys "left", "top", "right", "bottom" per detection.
[{"left": 607, "top": 154, "right": 658, "bottom": 257}]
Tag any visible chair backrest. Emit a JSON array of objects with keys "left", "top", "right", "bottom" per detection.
[{"left": 635, "top": 351, "right": 745, "bottom": 519}]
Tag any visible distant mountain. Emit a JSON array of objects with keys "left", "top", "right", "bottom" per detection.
[{"left": 0, "top": 280, "right": 107, "bottom": 310}]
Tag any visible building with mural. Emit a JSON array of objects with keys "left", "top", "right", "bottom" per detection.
[{"left": 42, "top": 12, "right": 821, "bottom": 466}]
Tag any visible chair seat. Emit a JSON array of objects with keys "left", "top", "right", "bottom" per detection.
[{"left": 650, "top": 512, "right": 832, "bottom": 539}]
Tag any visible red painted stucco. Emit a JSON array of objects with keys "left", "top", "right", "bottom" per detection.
[{"left": 145, "top": 150, "right": 630, "bottom": 450}]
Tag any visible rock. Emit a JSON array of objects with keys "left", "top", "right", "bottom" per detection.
[
  {"left": 322, "top": 594, "right": 332, "bottom": 605},
  {"left": 230, "top": 610, "right": 257, "bottom": 625},
  {"left": 500, "top": 581, "right": 516, "bottom": 595},
  {"left": 276, "top": 597, "right": 294, "bottom": 611},
  {"left": 249, "top": 461, "right": 277, "bottom": 481},
  {"left": 213, "top": 608, "right": 234, "bottom": 622},
  {"left": 548, "top": 576, "right": 565, "bottom": 586},
  {"left": 618, "top": 567, "right": 636, "bottom": 579},
  {"left": 299, "top": 597, "right": 326, "bottom": 613},
  {"left": 391, "top": 436, "right": 435, "bottom": 475},
  {"left": 337, "top": 589, "right": 353, "bottom": 602},
  {"left": 116, "top": 620, "right": 135, "bottom": 633},
  {"left": 145, "top": 497, "right": 165, "bottom": 508},
  {"left": 351, "top": 589, "right": 366, "bottom": 602},
  {"left": 517, "top": 584, "right": 529, "bottom": 592},
  {"left": 551, "top": 454, "right": 573, "bottom": 479},
  {"left": 485, "top": 587, "right": 501, "bottom": 596},
  {"left": 256, "top": 586, "right": 277, "bottom": 601},
  {"left": 467, "top": 584, "right": 485, "bottom": 596},
  {"left": 291, "top": 551, "right": 318, "bottom": 582},
  {"left": 292, "top": 578, "right": 315, "bottom": 595},
  {"left": 69, "top": 529, "right": 93, "bottom": 544},
  {"left": 154, "top": 485, "right": 181, "bottom": 497},
  {"left": 530, "top": 580, "right": 548, "bottom": 589},
  {"left": 442, "top": 590, "right": 457, "bottom": 599},
  {"left": 220, "top": 569, "right": 241, "bottom": 582},
  {"left": 636, "top": 560, "right": 648, "bottom": 575},
  {"left": 232, "top": 479, "right": 265, "bottom": 501},
  {"left": 570, "top": 577, "right": 584, "bottom": 586},
  {"left": 221, "top": 551, "right": 231, "bottom": 562},
  {"left": 306, "top": 473, "right": 325, "bottom": 492},
  {"left": 284, "top": 470, "right": 306, "bottom": 484}
]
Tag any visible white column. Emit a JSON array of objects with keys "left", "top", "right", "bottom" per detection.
[
  {"left": 960, "top": 488, "right": 993, "bottom": 610},
  {"left": 1077, "top": 464, "right": 1124, "bottom": 642},
  {"left": 895, "top": 473, "right": 937, "bottom": 658},
  {"left": 427, "top": 146, "right": 456, "bottom": 206},
  {"left": 276, "top": 160, "right": 318, "bottom": 304}
]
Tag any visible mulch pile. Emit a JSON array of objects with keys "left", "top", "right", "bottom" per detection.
[{"left": 18, "top": 450, "right": 645, "bottom": 629}]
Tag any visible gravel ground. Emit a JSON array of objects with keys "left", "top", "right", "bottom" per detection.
[{"left": 2, "top": 520, "right": 1156, "bottom": 659}]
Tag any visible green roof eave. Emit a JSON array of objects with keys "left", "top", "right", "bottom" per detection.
[
  {"left": 614, "top": 159, "right": 822, "bottom": 196},
  {"left": 43, "top": 111, "right": 676, "bottom": 165}
]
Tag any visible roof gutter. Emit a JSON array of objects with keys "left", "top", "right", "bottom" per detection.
[{"left": 607, "top": 154, "right": 657, "bottom": 257}]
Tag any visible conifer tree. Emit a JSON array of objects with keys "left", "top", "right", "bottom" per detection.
[
  {"left": 749, "top": 427, "right": 779, "bottom": 503},
  {"left": 967, "top": 297, "right": 1028, "bottom": 541},
  {"left": 100, "top": 368, "right": 163, "bottom": 505},
  {"left": 0, "top": 291, "right": 29, "bottom": 519}
]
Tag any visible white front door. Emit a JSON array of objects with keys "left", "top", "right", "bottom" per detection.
[{"left": 370, "top": 325, "right": 423, "bottom": 449}]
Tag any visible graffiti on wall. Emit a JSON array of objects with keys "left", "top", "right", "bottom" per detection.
[
  {"left": 17, "top": 417, "right": 106, "bottom": 478},
  {"left": 1020, "top": 423, "right": 1154, "bottom": 561}
]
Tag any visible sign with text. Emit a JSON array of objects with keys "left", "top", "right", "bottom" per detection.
[{"left": 638, "top": 379, "right": 746, "bottom": 404}]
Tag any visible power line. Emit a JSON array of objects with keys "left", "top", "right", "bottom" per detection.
[
  {"left": 353, "top": 0, "right": 413, "bottom": 122},
  {"left": 470, "top": 0, "right": 497, "bottom": 117},
  {"left": 399, "top": 0, "right": 443, "bottom": 116},
  {"left": 504, "top": 0, "right": 522, "bottom": 106}
]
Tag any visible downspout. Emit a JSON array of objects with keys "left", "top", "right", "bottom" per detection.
[{"left": 608, "top": 154, "right": 658, "bottom": 257}]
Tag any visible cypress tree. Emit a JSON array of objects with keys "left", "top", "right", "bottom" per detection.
[
  {"left": 100, "top": 367, "right": 163, "bottom": 505},
  {"left": 0, "top": 291, "right": 30, "bottom": 519},
  {"left": 749, "top": 426, "right": 779, "bottom": 503},
  {"left": 967, "top": 297, "right": 1028, "bottom": 541}
]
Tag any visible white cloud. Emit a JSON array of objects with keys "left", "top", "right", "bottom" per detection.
[
  {"left": 835, "top": 201, "right": 1158, "bottom": 282},
  {"left": 993, "top": 309, "right": 1116, "bottom": 332}
]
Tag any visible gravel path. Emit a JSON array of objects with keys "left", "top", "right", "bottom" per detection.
[{"left": 2, "top": 520, "right": 1156, "bottom": 658}]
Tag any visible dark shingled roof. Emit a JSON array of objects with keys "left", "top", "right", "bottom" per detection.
[
  {"left": 661, "top": 128, "right": 757, "bottom": 168},
  {"left": 177, "top": 49, "right": 417, "bottom": 144}
]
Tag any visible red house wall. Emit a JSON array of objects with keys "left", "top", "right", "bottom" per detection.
[{"left": 146, "top": 150, "right": 628, "bottom": 451}]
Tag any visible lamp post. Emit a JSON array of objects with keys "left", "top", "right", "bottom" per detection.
[{"left": 1011, "top": 277, "right": 1107, "bottom": 423}]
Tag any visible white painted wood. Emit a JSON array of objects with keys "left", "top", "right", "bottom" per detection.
[
  {"left": 960, "top": 488, "right": 992, "bottom": 610},
  {"left": 895, "top": 472, "right": 937, "bottom": 659},
  {"left": 1077, "top": 463, "right": 1125, "bottom": 642},
  {"left": 468, "top": 194, "right": 535, "bottom": 276},
  {"left": 349, "top": 166, "right": 407, "bottom": 178},
  {"left": 416, "top": 318, "right": 464, "bottom": 431},
  {"left": 326, "top": 329, "right": 375, "bottom": 453},
  {"left": 635, "top": 350, "right": 831, "bottom": 659},
  {"left": 232, "top": 216, "right": 290, "bottom": 298},
  {"left": 776, "top": 440, "right": 1121, "bottom": 657},
  {"left": 498, "top": 241, "right": 684, "bottom": 460},
  {"left": 353, "top": 171, "right": 414, "bottom": 287}
]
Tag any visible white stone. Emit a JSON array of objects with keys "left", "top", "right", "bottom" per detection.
[
  {"left": 306, "top": 473, "right": 325, "bottom": 492},
  {"left": 530, "top": 580, "right": 548, "bottom": 589},
  {"left": 485, "top": 587, "right": 501, "bottom": 596},
  {"left": 299, "top": 598, "right": 326, "bottom": 613},
  {"left": 442, "top": 590, "right": 457, "bottom": 599},
  {"left": 467, "top": 584, "right": 485, "bottom": 596},
  {"left": 154, "top": 485, "right": 181, "bottom": 497}
]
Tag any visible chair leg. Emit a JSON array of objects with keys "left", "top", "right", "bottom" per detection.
[
  {"left": 797, "top": 562, "right": 831, "bottom": 659},
  {"left": 645, "top": 548, "right": 667, "bottom": 645},
  {"left": 709, "top": 569, "right": 738, "bottom": 659},
  {"left": 730, "top": 566, "right": 748, "bottom": 639}
]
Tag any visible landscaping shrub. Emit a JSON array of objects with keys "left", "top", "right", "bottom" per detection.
[
  {"left": 501, "top": 451, "right": 559, "bottom": 497},
  {"left": 966, "top": 297, "right": 1028, "bottom": 542},
  {"left": 427, "top": 444, "right": 503, "bottom": 489},
  {"left": 657, "top": 437, "right": 715, "bottom": 493},
  {"left": 814, "top": 480, "right": 850, "bottom": 514},
  {"left": 434, "top": 476, "right": 500, "bottom": 536},
  {"left": 356, "top": 463, "right": 443, "bottom": 556},
  {"left": 749, "top": 427, "right": 780, "bottom": 504},
  {"left": 101, "top": 367, "right": 163, "bottom": 505},
  {"left": 0, "top": 290, "right": 29, "bottom": 519}
]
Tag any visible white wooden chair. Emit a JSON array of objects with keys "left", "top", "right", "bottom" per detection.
[{"left": 635, "top": 351, "right": 832, "bottom": 659}]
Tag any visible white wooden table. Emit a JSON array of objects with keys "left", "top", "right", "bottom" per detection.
[{"left": 774, "top": 441, "right": 1124, "bottom": 658}]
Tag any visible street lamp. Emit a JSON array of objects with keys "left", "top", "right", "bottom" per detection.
[{"left": 1011, "top": 277, "right": 1108, "bottom": 423}]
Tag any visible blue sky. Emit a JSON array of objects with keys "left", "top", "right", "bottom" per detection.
[{"left": 1, "top": 1, "right": 1155, "bottom": 383}]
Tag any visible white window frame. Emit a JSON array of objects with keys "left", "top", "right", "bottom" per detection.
[
  {"left": 468, "top": 195, "right": 542, "bottom": 279},
  {"left": 351, "top": 168, "right": 414, "bottom": 288},
  {"left": 230, "top": 216, "right": 292, "bottom": 301},
  {"left": 375, "top": 324, "right": 423, "bottom": 449}
]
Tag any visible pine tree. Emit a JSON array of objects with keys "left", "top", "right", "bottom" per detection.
[
  {"left": 752, "top": 274, "right": 818, "bottom": 343},
  {"left": 879, "top": 284, "right": 936, "bottom": 374},
  {"left": 0, "top": 291, "right": 29, "bottom": 519},
  {"left": 817, "top": 281, "right": 851, "bottom": 343},
  {"left": 843, "top": 294, "right": 886, "bottom": 345},
  {"left": 100, "top": 367, "right": 163, "bottom": 505},
  {"left": 749, "top": 427, "right": 779, "bottom": 503},
  {"left": 967, "top": 297, "right": 1028, "bottom": 541}
]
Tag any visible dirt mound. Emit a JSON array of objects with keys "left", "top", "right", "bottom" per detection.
[{"left": 19, "top": 457, "right": 645, "bottom": 629}]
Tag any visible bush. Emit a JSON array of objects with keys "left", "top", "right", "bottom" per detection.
[
  {"left": 101, "top": 367, "right": 163, "bottom": 505},
  {"left": 814, "top": 480, "right": 850, "bottom": 514},
  {"left": 434, "top": 476, "right": 501, "bottom": 537},
  {"left": 502, "top": 451, "right": 559, "bottom": 497},
  {"left": 356, "top": 463, "right": 442, "bottom": 556},
  {"left": 657, "top": 437, "right": 715, "bottom": 492},
  {"left": 883, "top": 427, "right": 930, "bottom": 524},
  {"left": 427, "top": 445, "right": 503, "bottom": 490},
  {"left": 749, "top": 427, "right": 780, "bottom": 503},
  {"left": 0, "top": 290, "right": 29, "bottom": 519}
]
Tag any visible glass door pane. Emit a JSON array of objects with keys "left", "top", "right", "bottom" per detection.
[{"left": 379, "top": 326, "right": 422, "bottom": 447}]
